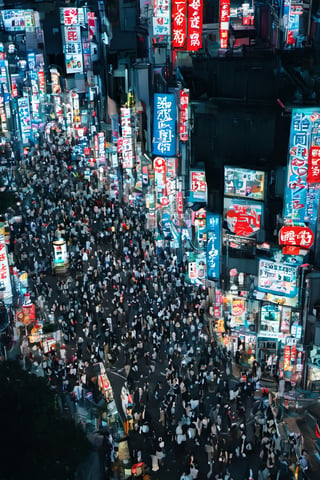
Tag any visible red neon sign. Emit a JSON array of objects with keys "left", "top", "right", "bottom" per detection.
[
  {"left": 307, "top": 145, "right": 320, "bottom": 184},
  {"left": 179, "top": 89, "right": 189, "bottom": 142},
  {"left": 172, "top": 0, "right": 187, "bottom": 49},
  {"left": 219, "top": 0, "right": 230, "bottom": 49},
  {"left": 187, "top": 0, "right": 203, "bottom": 51},
  {"left": 279, "top": 226, "right": 314, "bottom": 249}
]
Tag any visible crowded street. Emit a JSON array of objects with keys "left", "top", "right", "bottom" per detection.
[{"left": 0, "top": 121, "right": 317, "bottom": 480}]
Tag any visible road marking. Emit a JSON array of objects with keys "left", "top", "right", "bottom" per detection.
[{"left": 108, "top": 370, "right": 126, "bottom": 380}]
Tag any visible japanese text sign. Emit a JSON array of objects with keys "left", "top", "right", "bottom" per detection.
[
  {"left": 219, "top": 0, "right": 230, "bottom": 49},
  {"left": 307, "top": 145, "right": 320, "bottom": 183},
  {"left": 64, "top": 25, "right": 81, "bottom": 43},
  {"left": 121, "top": 108, "right": 134, "bottom": 169},
  {"left": 187, "top": 0, "right": 203, "bottom": 51},
  {"left": 224, "top": 199, "right": 262, "bottom": 237},
  {"left": 190, "top": 170, "right": 207, "bottom": 202},
  {"left": 172, "top": 0, "right": 187, "bottom": 49},
  {"left": 0, "top": 234, "right": 12, "bottom": 302},
  {"left": 153, "top": 94, "right": 176, "bottom": 157},
  {"left": 279, "top": 226, "right": 314, "bottom": 248},
  {"left": 283, "top": 109, "right": 320, "bottom": 223},
  {"left": 206, "top": 213, "right": 221, "bottom": 280},
  {"left": 258, "top": 259, "right": 298, "bottom": 298},
  {"left": 62, "top": 8, "right": 78, "bottom": 25},
  {"left": 179, "top": 89, "right": 189, "bottom": 142},
  {"left": 224, "top": 166, "right": 265, "bottom": 200},
  {"left": 18, "top": 96, "right": 32, "bottom": 144},
  {"left": 153, "top": 0, "right": 171, "bottom": 36}
]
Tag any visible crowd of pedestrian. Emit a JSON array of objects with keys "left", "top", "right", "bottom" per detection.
[{"left": 3, "top": 123, "right": 305, "bottom": 480}]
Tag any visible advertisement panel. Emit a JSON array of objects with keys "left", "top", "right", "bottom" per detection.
[
  {"left": 219, "top": 0, "right": 230, "bottom": 48},
  {"left": 229, "top": 1, "right": 254, "bottom": 25},
  {"left": 38, "top": 70, "right": 46, "bottom": 94},
  {"left": 121, "top": 108, "right": 134, "bottom": 169},
  {"left": 260, "top": 304, "right": 280, "bottom": 336},
  {"left": 279, "top": 225, "right": 314, "bottom": 248},
  {"left": 1, "top": 10, "right": 36, "bottom": 31},
  {"left": 64, "top": 25, "right": 81, "bottom": 43},
  {"left": 0, "top": 234, "right": 12, "bottom": 304},
  {"left": 18, "top": 97, "right": 32, "bottom": 144},
  {"left": 206, "top": 213, "right": 221, "bottom": 280},
  {"left": 97, "top": 132, "right": 106, "bottom": 164},
  {"left": 187, "top": 252, "right": 206, "bottom": 284},
  {"left": 223, "top": 198, "right": 262, "bottom": 237},
  {"left": 172, "top": 0, "right": 187, "bottom": 49},
  {"left": 283, "top": 108, "right": 320, "bottom": 223},
  {"left": 179, "top": 89, "right": 189, "bottom": 142},
  {"left": 187, "top": 0, "right": 203, "bottom": 51},
  {"left": 153, "top": 94, "right": 176, "bottom": 157},
  {"left": 307, "top": 145, "right": 320, "bottom": 184},
  {"left": 153, "top": 0, "right": 171, "bottom": 36},
  {"left": 61, "top": 7, "right": 78, "bottom": 25},
  {"left": 224, "top": 166, "right": 265, "bottom": 200},
  {"left": 65, "top": 53, "right": 83, "bottom": 74},
  {"left": 154, "top": 157, "right": 167, "bottom": 188},
  {"left": 258, "top": 259, "right": 298, "bottom": 298},
  {"left": 190, "top": 170, "right": 207, "bottom": 202}
]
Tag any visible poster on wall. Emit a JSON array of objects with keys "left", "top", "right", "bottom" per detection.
[
  {"left": 153, "top": 93, "right": 176, "bottom": 157},
  {"left": 258, "top": 259, "right": 298, "bottom": 298},
  {"left": 224, "top": 166, "right": 265, "bottom": 200},
  {"left": 223, "top": 198, "right": 262, "bottom": 238}
]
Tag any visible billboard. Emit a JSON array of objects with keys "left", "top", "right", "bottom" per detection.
[
  {"left": 206, "top": 213, "right": 221, "bottom": 280},
  {"left": 190, "top": 170, "right": 207, "bottom": 203},
  {"left": 258, "top": 259, "right": 298, "bottom": 298},
  {"left": 224, "top": 166, "right": 265, "bottom": 200},
  {"left": 223, "top": 198, "right": 262, "bottom": 237},
  {"left": 153, "top": 94, "right": 176, "bottom": 157},
  {"left": 283, "top": 108, "right": 320, "bottom": 223}
]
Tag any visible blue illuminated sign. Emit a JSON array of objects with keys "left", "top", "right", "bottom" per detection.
[{"left": 152, "top": 93, "right": 176, "bottom": 157}]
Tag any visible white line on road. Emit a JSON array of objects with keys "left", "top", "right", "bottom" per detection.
[{"left": 108, "top": 370, "right": 127, "bottom": 380}]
